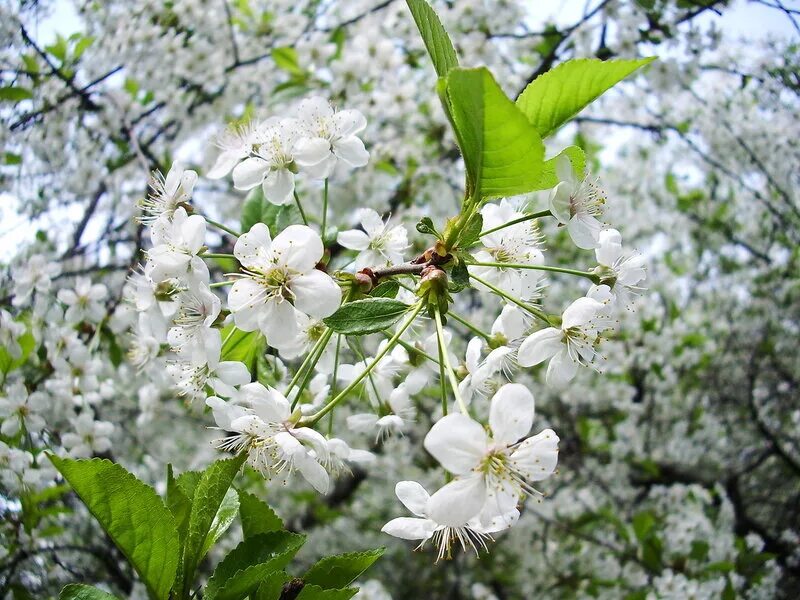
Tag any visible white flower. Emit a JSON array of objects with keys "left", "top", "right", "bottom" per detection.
[
  {"left": 207, "top": 122, "right": 259, "bottom": 179},
  {"left": 517, "top": 297, "right": 611, "bottom": 387},
  {"left": 458, "top": 337, "right": 515, "bottom": 404},
  {"left": 293, "top": 97, "right": 369, "bottom": 178},
  {"left": 337, "top": 208, "right": 409, "bottom": 270},
  {"left": 232, "top": 119, "right": 299, "bottom": 205},
  {"left": 12, "top": 254, "right": 60, "bottom": 307},
  {"left": 549, "top": 156, "right": 607, "bottom": 249},
  {"left": 321, "top": 437, "right": 375, "bottom": 474},
  {"left": 0, "top": 310, "right": 26, "bottom": 359},
  {"left": 62, "top": 412, "right": 114, "bottom": 458},
  {"left": 423, "top": 384, "right": 558, "bottom": 518},
  {"left": 228, "top": 223, "right": 341, "bottom": 347},
  {"left": 167, "top": 328, "right": 250, "bottom": 399},
  {"left": 346, "top": 384, "right": 416, "bottom": 441},
  {"left": 167, "top": 283, "right": 221, "bottom": 365},
  {"left": 57, "top": 277, "right": 108, "bottom": 324},
  {"left": 381, "top": 480, "right": 519, "bottom": 561},
  {"left": 139, "top": 163, "right": 197, "bottom": 225},
  {"left": 469, "top": 200, "right": 545, "bottom": 299},
  {"left": 146, "top": 207, "right": 209, "bottom": 286},
  {"left": 0, "top": 382, "right": 48, "bottom": 437},
  {"left": 208, "top": 383, "right": 331, "bottom": 493},
  {"left": 592, "top": 228, "right": 647, "bottom": 306}
]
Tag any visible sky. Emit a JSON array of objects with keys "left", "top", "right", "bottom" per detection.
[{"left": 1, "top": 0, "right": 797, "bottom": 255}]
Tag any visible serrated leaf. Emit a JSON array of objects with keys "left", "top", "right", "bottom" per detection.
[
  {"left": 0, "top": 87, "right": 33, "bottom": 102},
  {"left": 253, "top": 573, "right": 293, "bottom": 600},
  {"left": 166, "top": 464, "right": 192, "bottom": 545},
  {"left": 324, "top": 299, "right": 410, "bottom": 335},
  {"left": 457, "top": 213, "right": 483, "bottom": 248},
  {"left": 415, "top": 216, "right": 440, "bottom": 238},
  {"left": 445, "top": 67, "right": 545, "bottom": 200},
  {"left": 238, "top": 490, "right": 283, "bottom": 538},
  {"left": 296, "top": 584, "right": 358, "bottom": 600},
  {"left": 204, "top": 532, "right": 306, "bottom": 600},
  {"left": 449, "top": 261, "right": 470, "bottom": 289},
  {"left": 49, "top": 456, "right": 179, "bottom": 600},
  {"left": 201, "top": 487, "right": 239, "bottom": 557},
  {"left": 516, "top": 57, "right": 655, "bottom": 139},
  {"left": 180, "top": 454, "right": 247, "bottom": 596},
  {"left": 405, "top": 0, "right": 458, "bottom": 77},
  {"left": 303, "top": 548, "right": 384, "bottom": 590},
  {"left": 370, "top": 280, "right": 399, "bottom": 299},
  {"left": 59, "top": 584, "right": 120, "bottom": 600}
]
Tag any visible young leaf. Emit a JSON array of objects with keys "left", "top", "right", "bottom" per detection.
[
  {"left": 405, "top": 0, "right": 458, "bottom": 77},
  {"left": 324, "top": 298, "right": 410, "bottom": 335},
  {"left": 220, "top": 325, "right": 264, "bottom": 372},
  {"left": 457, "top": 213, "right": 483, "bottom": 248},
  {"left": 180, "top": 454, "right": 247, "bottom": 595},
  {"left": 253, "top": 573, "right": 293, "bottom": 600},
  {"left": 201, "top": 487, "right": 240, "bottom": 557},
  {"left": 370, "top": 280, "right": 399, "bottom": 299},
  {"left": 445, "top": 67, "right": 545, "bottom": 200},
  {"left": 516, "top": 57, "right": 655, "bottom": 139},
  {"left": 0, "top": 86, "right": 34, "bottom": 102},
  {"left": 166, "top": 464, "right": 192, "bottom": 545},
  {"left": 49, "top": 457, "right": 179, "bottom": 600},
  {"left": 302, "top": 548, "right": 385, "bottom": 590},
  {"left": 60, "top": 584, "right": 120, "bottom": 600},
  {"left": 295, "top": 585, "right": 358, "bottom": 600},
  {"left": 238, "top": 490, "right": 284, "bottom": 538},
  {"left": 532, "top": 145, "right": 587, "bottom": 191},
  {"left": 204, "top": 531, "right": 306, "bottom": 600}
]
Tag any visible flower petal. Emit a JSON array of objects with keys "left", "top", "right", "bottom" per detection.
[
  {"left": 271, "top": 225, "right": 323, "bottom": 272},
  {"left": 395, "top": 480, "right": 430, "bottom": 517},
  {"left": 423, "top": 413, "right": 486, "bottom": 475},
  {"left": 291, "top": 270, "right": 342, "bottom": 318},
  {"left": 510, "top": 428, "right": 559, "bottom": 481},
  {"left": 336, "top": 229, "right": 371, "bottom": 251},
  {"left": 381, "top": 517, "right": 436, "bottom": 541},
  {"left": 262, "top": 168, "right": 295, "bottom": 206},
  {"left": 232, "top": 157, "right": 268, "bottom": 190},
  {"left": 517, "top": 328, "right": 562, "bottom": 367},
  {"left": 333, "top": 136, "right": 369, "bottom": 168},
  {"left": 426, "top": 475, "right": 486, "bottom": 527},
  {"left": 489, "top": 383, "right": 535, "bottom": 446}
]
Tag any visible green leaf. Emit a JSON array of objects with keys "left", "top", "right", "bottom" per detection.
[
  {"left": 444, "top": 67, "right": 545, "bottom": 200},
  {"left": 272, "top": 47, "right": 303, "bottom": 75},
  {"left": 220, "top": 324, "right": 264, "bottom": 373},
  {"left": 532, "top": 145, "right": 586, "bottom": 191},
  {"left": 0, "top": 319, "right": 35, "bottom": 375},
  {"left": 166, "top": 465, "right": 192, "bottom": 545},
  {"left": 449, "top": 261, "right": 470, "bottom": 290},
  {"left": 201, "top": 487, "right": 240, "bottom": 557},
  {"left": 405, "top": 0, "right": 458, "bottom": 77},
  {"left": 59, "top": 584, "right": 120, "bottom": 600},
  {"left": 238, "top": 490, "right": 283, "bottom": 538},
  {"left": 324, "top": 299, "right": 410, "bottom": 335},
  {"left": 253, "top": 573, "right": 293, "bottom": 600},
  {"left": 457, "top": 213, "right": 483, "bottom": 248},
  {"left": 0, "top": 87, "right": 34, "bottom": 102},
  {"left": 49, "top": 457, "right": 179, "bottom": 600},
  {"left": 303, "top": 548, "right": 384, "bottom": 590},
  {"left": 415, "top": 216, "right": 441, "bottom": 238},
  {"left": 370, "top": 280, "right": 399, "bottom": 299},
  {"left": 204, "top": 532, "right": 306, "bottom": 600},
  {"left": 516, "top": 57, "right": 655, "bottom": 139},
  {"left": 296, "top": 585, "right": 358, "bottom": 600},
  {"left": 241, "top": 188, "right": 303, "bottom": 235},
  {"left": 180, "top": 454, "right": 247, "bottom": 595}
]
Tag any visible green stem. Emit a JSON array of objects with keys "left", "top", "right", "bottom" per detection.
[
  {"left": 382, "top": 331, "right": 440, "bottom": 366},
  {"left": 300, "top": 301, "right": 424, "bottom": 426},
  {"left": 293, "top": 191, "right": 309, "bottom": 225},
  {"left": 448, "top": 311, "right": 492, "bottom": 341},
  {"left": 479, "top": 209, "right": 551, "bottom": 238},
  {"left": 472, "top": 261, "right": 599, "bottom": 283},
  {"left": 287, "top": 328, "right": 334, "bottom": 406},
  {"left": 327, "top": 334, "right": 343, "bottom": 436},
  {"left": 206, "top": 218, "right": 241, "bottom": 238},
  {"left": 322, "top": 179, "right": 329, "bottom": 235},
  {"left": 433, "top": 304, "right": 469, "bottom": 416},
  {"left": 209, "top": 280, "right": 235, "bottom": 288},
  {"left": 435, "top": 316, "right": 448, "bottom": 416},
  {"left": 469, "top": 272, "right": 550, "bottom": 324}
]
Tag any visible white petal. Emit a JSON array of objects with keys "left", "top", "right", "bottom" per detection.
[
  {"left": 215, "top": 361, "right": 251, "bottom": 386},
  {"left": 207, "top": 151, "right": 242, "bottom": 179},
  {"left": 182, "top": 214, "right": 207, "bottom": 255},
  {"left": 548, "top": 181, "right": 573, "bottom": 224},
  {"left": 336, "top": 229, "right": 371, "bottom": 251},
  {"left": 333, "top": 136, "right": 369, "bottom": 168},
  {"left": 426, "top": 475, "right": 487, "bottom": 527},
  {"left": 357, "top": 208, "right": 385, "bottom": 237},
  {"left": 332, "top": 109, "right": 367, "bottom": 136},
  {"left": 228, "top": 279, "right": 266, "bottom": 331},
  {"left": 272, "top": 225, "right": 323, "bottom": 272},
  {"left": 561, "top": 297, "right": 603, "bottom": 329},
  {"left": 545, "top": 349, "right": 578, "bottom": 387},
  {"left": 260, "top": 299, "right": 298, "bottom": 346},
  {"left": 232, "top": 157, "right": 268, "bottom": 190},
  {"left": 567, "top": 215, "right": 601, "bottom": 249},
  {"left": 423, "top": 414, "right": 486, "bottom": 475},
  {"left": 291, "top": 270, "right": 341, "bottom": 318},
  {"left": 595, "top": 228, "right": 623, "bottom": 265},
  {"left": 297, "top": 454, "right": 330, "bottom": 494},
  {"left": 293, "top": 137, "right": 331, "bottom": 167},
  {"left": 517, "top": 328, "right": 562, "bottom": 367},
  {"left": 511, "top": 428, "right": 559, "bottom": 481},
  {"left": 465, "top": 337, "right": 483, "bottom": 373},
  {"left": 262, "top": 168, "right": 295, "bottom": 206},
  {"left": 395, "top": 481, "right": 430, "bottom": 517},
  {"left": 234, "top": 223, "right": 272, "bottom": 269},
  {"left": 381, "top": 517, "right": 436, "bottom": 541},
  {"left": 489, "top": 383, "right": 534, "bottom": 446}
]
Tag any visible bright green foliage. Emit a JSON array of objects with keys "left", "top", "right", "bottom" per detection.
[
  {"left": 324, "top": 298, "right": 410, "bottom": 335},
  {"left": 405, "top": 0, "right": 458, "bottom": 77},
  {"left": 166, "top": 465, "right": 193, "bottom": 545},
  {"left": 238, "top": 490, "right": 284, "bottom": 537},
  {"left": 0, "top": 87, "right": 33, "bottom": 102},
  {"left": 444, "top": 67, "right": 545, "bottom": 200},
  {"left": 456, "top": 213, "right": 483, "bottom": 249},
  {"left": 516, "top": 57, "right": 655, "bottom": 139},
  {"left": 253, "top": 573, "right": 294, "bottom": 600},
  {"left": 272, "top": 47, "right": 303, "bottom": 75},
  {"left": 49, "top": 456, "right": 180, "bottom": 600},
  {"left": 179, "top": 453, "right": 247, "bottom": 595},
  {"left": 296, "top": 585, "right": 358, "bottom": 600},
  {"left": 534, "top": 145, "right": 587, "bottom": 190},
  {"left": 59, "top": 584, "right": 120, "bottom": 600},
  {"left": 241, "top": 187, "right": 303, "bottom": 234},
  {"left": 204, "top": 532, "right": 306, "bottom": 600},
  {"left": 0, "top": 319, "right": 35, "bottom": 375},
  {"left": 369, "top": 280, "right": 400, "bottom": 299},
  {"left": 303, "top": 548, "right": 385, "bottom": 590},
  {"left": 220, "top": 324, "right": 264, "bottom": 373}
]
